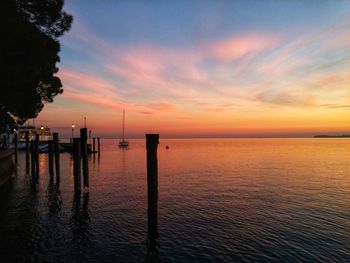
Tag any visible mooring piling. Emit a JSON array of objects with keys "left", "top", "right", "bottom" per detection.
[
  {"left": 48, "top": 140, "right": 54, "bottom": 176},
  {"left": 73, "top": 138, "right": 81, "bottom": 192},
  {"left": 35, "top": 134, "right": 40, "bottom": 177},
  {"left": 146, "top": 134, "right": 159, "bottom": 243},
  {"left": 80, "top": 128, "right": 89, "bottom": 189},
  {"left": 97, "top": 137, "right": 100, "bottom": 155},
  {"left": 30, "top": 141, "right": 36, "bottom": 179},
  {"left": 14, "top": 133, "right": 18, "bottom": 163},
  {"left": 93, "top": 137, "right": 96, "bottom": 154},
  {"left": 25, "top": 131, "right": 29, "bottom": 172},
  {"left": 53, "top": 133, "right": 60, "bottom": 177}
]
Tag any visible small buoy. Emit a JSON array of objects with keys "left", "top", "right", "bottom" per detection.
[{"left": 165, "top": 145, "right": 169, "bottom": 149}]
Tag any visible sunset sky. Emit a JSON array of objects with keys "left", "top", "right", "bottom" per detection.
[{"left": 36, "top": 0, "right": 350, "bottom": 138}]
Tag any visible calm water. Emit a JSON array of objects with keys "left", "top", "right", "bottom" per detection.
[{"left": 0, "top": 138, "right": 349, "bottom": 262}]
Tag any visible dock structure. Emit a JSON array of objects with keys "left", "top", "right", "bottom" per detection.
[
  {"left": 14, "top": 133, "right": 18, "bottom": 163},
  {"left": 97, "top": 137, "right": 100, "bottom": 155},
  {"left": 30, "top": 141, "right": 36, "bottom": 179},
  {"left": 48, "top": 140, "right": 54, "bottom": 176},
  {"left": 80, "top": 128, "right": 89, "bottom": 189},
  {"left": 7, "top": 126, "right": 97, "bottom": 195},
  {"left": 53, "top": 133, "right": 60, "bottom": 177},
  {"left": 73, "top": 138, "right": 81, "bottom": 193},
  {"left": 25, "top": 131, "right": 29, "bottom": 173},
  {"left": 35, "top": 134, "right": 40, "bottom": 178}
]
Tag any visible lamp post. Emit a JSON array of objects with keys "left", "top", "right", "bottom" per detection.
[
  {"left": 71, "top": 124, "right": 75, "bottom": 142},
  {"left": 40, "top": 125, "right": 44, "bottom": 141}
]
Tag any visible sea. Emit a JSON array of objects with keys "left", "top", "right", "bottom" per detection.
[{"left": 0, "top": 138, "right": 349, "bottom": 262}]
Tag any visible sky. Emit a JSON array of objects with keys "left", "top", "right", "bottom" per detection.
[{"left": 36, "top": 0, "right": 350, "bottom": 138}]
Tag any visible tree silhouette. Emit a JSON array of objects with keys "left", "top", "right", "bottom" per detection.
[{"left": 0, "top": 0, "right": 72, "bottom": 124}]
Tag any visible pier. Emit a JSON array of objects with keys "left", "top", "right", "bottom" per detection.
[{"left": 0, "top": 131, "right": 162, "bottom": 261}]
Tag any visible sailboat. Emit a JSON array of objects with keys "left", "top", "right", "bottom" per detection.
[{"left": 118, "top": 109, "right": 129, "bottom": 147}]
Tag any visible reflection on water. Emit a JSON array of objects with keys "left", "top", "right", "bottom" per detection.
[
  {"left": 39, "top": 153, "right": 48, "bottom": 175},
  {"left": 146, "top": 206, "right": 159, "bottom": 263},
  {"left": 0, "top": 138, "right": 349, "bottom": 262},
  {"left": 47, "top": 176, "right": 62, "bottom": 214},
  {"left": 70, "top": 192, "right": 91, "bottom": 262},
  {"left": 92, "top": 152, "right": 101, "bottom": 175}
]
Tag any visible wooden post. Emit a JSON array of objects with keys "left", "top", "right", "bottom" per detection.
[
  {"left": 35, "top": 134, "right": 40, "bottom": 177},
  {"left": 80, "top": 128, "right": 89, "bottom": 189},
  {"left": 97, "top": 137, "right": 100, "bottom": 155},
  {"left": 25, "top": 131, "right": 29, "bottom": 172},
  {"left": 48, "top": 140, "right": 54, "bottom": 176},
  {"left": 53, "top": 133, "right": 60, "bottom": 176},
  {"left": 30, "top": 141, "right": 36, "bottom": 179},
  {"left": 146, "top": 134, "right": 159, "bottom": 243},
  {"left": 14, "top": 133, "right": 18, "bottom": 163},
  {"left": 73, "top": 138, "right": 81, "bottom": 192},
  {"left": 93, "top": 137, "right": 96, "bottom": 154}
]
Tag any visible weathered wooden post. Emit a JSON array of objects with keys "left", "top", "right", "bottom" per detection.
[
  {"left": 146, "top": 134, "right": 159, "bottom": 246},
  {"left": 14, "top": 133, "right": 18, "bottom": 163},
  {"left": 80, "top": 128, "right": 89, "bottom": 189},
  {"left": 35, "top": 134, "right": 40, "bottom": 177},
  {"left": 93, "top": 137, "right": 96, "bottom": 154},
  {"left": 25, "top": 131, "right": 29, "bottom": 172},
  {"left": 3, "top": 135, "right": 7, "bottom": 148},
  {"left": 73, "top": 138, "right": 81, "bottom": 193},
  {"left": 53, "top": 133, "right": 60, "bottom": 176},
  {"left": 30, "top": 141, "right": 36, "bottom": 179},
  {"left": 97, "top": 137, "right": 100, "bottom": 155},
  {"left": 48, "top": 140, "right": 54, "bottom": 176}
]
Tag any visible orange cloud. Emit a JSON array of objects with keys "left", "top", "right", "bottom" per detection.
[{"left": 145, "top": 102, "right": 179, "bottom": 111}]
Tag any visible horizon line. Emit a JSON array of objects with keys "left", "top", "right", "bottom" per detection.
[{"left": 59, "top": 135, "right": 350, "bottom": 140}]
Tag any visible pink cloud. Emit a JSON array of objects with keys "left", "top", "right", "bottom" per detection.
[
  {"left": 106, "top": 49, "right": 206, "bottom": 100},
  {"left": 208, "top": 34, "right": 279, "bottom": 62},
  {"left": 58, "top": 69, "right": 119, "bottom": 98},
  {"left": 66, "top": 90, "right": 180, "bottom": 115},
  {"left": 58, "top": 69, "right": 182, "bottom": 115},
  {"left": 109, "top": 45, "right": 205, "bottom": 84},
  {"left": 63, "top": 92, "right": 124, "bottom": 110}
]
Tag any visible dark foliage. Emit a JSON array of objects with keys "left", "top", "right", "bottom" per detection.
[{"left": 0, "top": 0, "right": 72, "bottom": 123}]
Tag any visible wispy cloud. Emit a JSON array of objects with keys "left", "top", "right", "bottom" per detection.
[
  {"left": 208, "top": 34, "right": 279, "bottom": 62},
  {"left": 61, "top": 18, "right": 350, "bottom": 112},
  {"left": 58, "top": 68, "right": 182, "bottom": 116},
  {"left": 323, "top": 104, "right": 350, "bottom": 109},
  {"left": 45, "top": 6, "right": 350, "bottom": 136}
]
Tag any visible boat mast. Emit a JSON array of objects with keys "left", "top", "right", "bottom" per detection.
[{"left": 122, "top": 109, "right": 125, "bottom": 142}]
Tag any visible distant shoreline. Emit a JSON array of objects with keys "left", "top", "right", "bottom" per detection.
[{"left": 313, "top": 135, "right": 350, "bottom": 138}]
